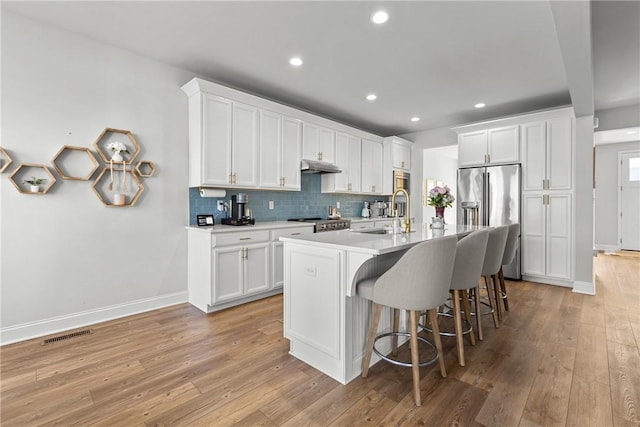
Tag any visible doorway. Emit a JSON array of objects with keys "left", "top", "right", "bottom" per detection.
[{"left": 619, "top": 150, "right": 640, "bottom": 251}]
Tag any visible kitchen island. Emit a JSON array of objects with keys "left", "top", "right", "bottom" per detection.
[{"left": 280, "top": 223, "right": 482, "bottom": 384}]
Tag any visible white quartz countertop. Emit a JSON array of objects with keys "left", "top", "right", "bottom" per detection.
[
  {"left": 186, "top": 221, "right": 314, "bottom": 234},
  {"left": 280, "top": 223, "right": 485, "bottom": 255}
]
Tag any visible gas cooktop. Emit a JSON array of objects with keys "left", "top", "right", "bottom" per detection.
[{"left": 287, "top": 217, "right": 351, "bottom": 232}]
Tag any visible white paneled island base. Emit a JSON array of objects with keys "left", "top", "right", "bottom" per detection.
[{"left": 281, "top": 224, "right": 482, "bottom": 384}]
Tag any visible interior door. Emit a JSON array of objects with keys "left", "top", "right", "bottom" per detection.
[{"left": 620, "top": 151, "right": 640, "bottom": 250}]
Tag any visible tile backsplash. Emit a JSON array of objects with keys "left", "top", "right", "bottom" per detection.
[{"left": 189, "top": 174, "right": 388, "bottom": 225}]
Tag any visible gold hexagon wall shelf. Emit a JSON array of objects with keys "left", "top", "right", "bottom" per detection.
[
  {"left": 93, "top": 128, "right": 141, "bottom": 165},
  {"left": 91, "top": 167, "right": 144, "bottom": 207},
  {"left": 0, "top": 147, "right": 13, "bottom": 173},
  {"left": 135, "top": 160, "right": 156, "bottom": 178},
  {"left": 51, "top": 145, "right": 99, "bottom": 180},
  {"left": 8, "top": 163, "right": 57, "bottom": 194}
]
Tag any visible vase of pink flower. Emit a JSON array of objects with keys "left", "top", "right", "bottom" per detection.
[{"left": 427, "top": 185, "right": 454, "bottom": 218}]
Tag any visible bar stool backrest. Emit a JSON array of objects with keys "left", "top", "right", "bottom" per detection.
[
  {"left": 501, "top": 223, "right": 520, "bottom": 266},
  {"left": 373, "top": 235, "right": 457, "bottom": 312},
  {"left": 481, "top": 225, "right": 509, "bottom": 277},
  {"left": 450, "top": 229, "right": 490, "bottom": 291}
]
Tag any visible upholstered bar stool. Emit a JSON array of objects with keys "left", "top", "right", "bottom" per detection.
[
  {"left": 496, "top": 223, "right": 520, "bottom": 319},
  {"left": 446, "top": 229, "right": 490, "bottom": 366},
  {"left": 357, "top": 236, "right": 457, "bottom": 406},
  {"left": 474, "top": 225, "right": 509, "bottom": 339}
]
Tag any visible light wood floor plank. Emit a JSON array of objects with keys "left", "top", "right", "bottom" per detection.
[{"left": 565, "top": 374, "right": 613, "bottom": 427}]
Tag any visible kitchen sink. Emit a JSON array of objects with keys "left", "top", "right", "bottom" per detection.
[{"left": 351, "top": 228, "right": 392, "bottom": 234}]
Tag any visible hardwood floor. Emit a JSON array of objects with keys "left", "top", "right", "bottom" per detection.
[{"left": 1, "top": 252, "right": 638, "bottom": 426}]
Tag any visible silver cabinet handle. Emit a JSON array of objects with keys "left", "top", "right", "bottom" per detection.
[
  {"left": 239, "top": 237, "right": 251, "bottom": 241},
  {"left": 291, "top": 232, "right": 301, "bottom": 236}
]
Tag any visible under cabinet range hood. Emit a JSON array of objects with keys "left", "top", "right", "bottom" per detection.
[{"left": 300, "top": 159, "right": 342, "bottom": 174}]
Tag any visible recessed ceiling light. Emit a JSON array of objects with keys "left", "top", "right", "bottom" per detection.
[
  {"left": 371, "top": 10, "right": 389, "bottom": 24},
  {"left": 626, "top": 130, "right": 637, "bottom": 134},
  {"left": 289, "top": 57, "right": 303, "bottom": 67},
  {"left": 366, "top": 94, "right": 377, "bottom": 101},
  {"left": 474, "top": 102, "right": 486, "bottom": 109},
  {"left": 410, "top": 117, "right": 420, "bottom": 122}
]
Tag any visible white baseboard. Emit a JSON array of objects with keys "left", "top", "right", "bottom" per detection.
[
  {"left": 594, "top": 244, "right": 619, "bottom": 253},
  {"left": 573, "top": 280, "right": 596, "bottom": 295},
  {"left": 0, "top": 292, "right": 188, "bottom": 346}
]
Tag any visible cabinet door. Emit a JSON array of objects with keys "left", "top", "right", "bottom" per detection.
[
  {"left": 319, "top": 127, "right": 336, "bottom": 163},
  {"left": 547, "top": 117, "right": 572, "bottom": 191},
  {"left": 488, "top": 125, "right": 519, "bottom": 164},
  {"left": 202, "top": 94, "right": 232, "bottom": 185},
  {"left": 244, "top": 244, "right": 270, "bottom": 295},
  {"left": 281, "top": 116, "right": 302, "bottom": 190},
  {"left": 392, "top": 142, "right": 411, "bottom": 170},
  {"left": 361, "top": 139, "right": 382, "bottom": 193},
  {"left": 212, "top": 247, "right": 244, "bottom": 303},
  {"left": 348, "top": 135, "right": 362, "bottom": 192},
  {"left": 258, "top": 110, "right": 282, "bottom": 189},
  {"left": 302, "top": 123, "right": 320, "bottom": 160},
  {"left": 232, "top": 102, "right": 259, "bottom": 186},
  {"left": 332, "top": 132, "right": 350, "bottom": 192},
  {"left": 521, "top": 121, "right": 546, "bottom": 191},
  {"left": 546, "top": 194, "right": 572, "bottom": 280},
  {"left": 458, "top": 131, "right": 488, "bottom": 167},
  {"left": 522, "top": 193, "right": 546, "bottom": 277}
]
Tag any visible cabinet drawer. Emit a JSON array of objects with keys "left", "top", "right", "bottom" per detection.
[
  {"left": 272, "top": 226, "right": 314, "bottom": 240},
  {"left": 212, "top": 230, "right": 270, "bottom": 247}
]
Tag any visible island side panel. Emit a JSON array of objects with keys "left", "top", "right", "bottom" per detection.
[
  {"left": 187, "top": 229, "right": 213, "bottom": 312},
  {"left": 284, "top": 242, "right": 346, "bottom": 382}
]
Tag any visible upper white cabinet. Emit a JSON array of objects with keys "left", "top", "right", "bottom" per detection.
[
  {"left": 457, "top": 125, "right": 519, "bottom": 167},
  {"left": 303, "top": 123, "right": 336, "bottom": 163},
  {"left": 361, "top": 139, "right": 383, "bottom": 194},
  {"left": 322, "top": 132, "right": 361, "bottom": 193},
  {"left": 259, "top": 110, "right": 302, "bottom": 190},
  {"left": 521, "top": 116, "right": 573, "bottom": 192},
  {"left": 382, "top": 137, "right": 413, "bottom": 194},
  {"left": 231, "top": 102, "right": 259, "bottom": 187}
]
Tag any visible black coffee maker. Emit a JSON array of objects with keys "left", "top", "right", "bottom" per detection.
[{"left": 222, "top": 193, "right": 255, "bottom": 226}]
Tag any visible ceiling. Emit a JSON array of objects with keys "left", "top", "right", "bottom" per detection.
[{"left": 3, "top": 1, "right": 638, "bottom": 137}]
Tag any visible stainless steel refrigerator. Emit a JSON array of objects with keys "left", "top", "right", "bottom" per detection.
[{"left": 457, "top": 164, "right": 521, "bottom": 279}]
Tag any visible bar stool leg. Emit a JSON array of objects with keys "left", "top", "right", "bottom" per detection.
[
  {"left": 499, "top": 267, "right": 510, "bottom": 311},
  {"left": 493, "top": 274, "right": 503, "bottom": 321},
  {"left": 392, "top": 308, "right": 400, "bottom": 356},
  {"left": 452, "top": 289, "right": 465, "bottom": 367},
  {"left": 461, "top": 289, "right": 476, "bottom": 346},
  {"left": 428, "top": 309, "right": 447, "bottom": 378},
  {"left": 474, "top": 285, "right": 484, "bottom": 341},
  {"left": 484, "top": 276, "right": 500, "bottom": 328},
  {"left": 362, "top": 303, "right": 383, "bottom": 378},
  {"left": 409, "top": 310, "right": 422, "bottom": 406}
]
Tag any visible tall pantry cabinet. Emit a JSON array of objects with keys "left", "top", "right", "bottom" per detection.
[{"left": 520, "top": 109, "right": 574, "bottom": 285}]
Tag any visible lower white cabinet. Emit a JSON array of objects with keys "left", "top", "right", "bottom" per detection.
[
  {"left": 271, "top": 226, "right": 315, "bottom": 289},
  {"left": 212, "top": 243, "right": 270, "bottom": 304},
  {"left": 522, "top": 193, "right": 572, "bottom": 283}
]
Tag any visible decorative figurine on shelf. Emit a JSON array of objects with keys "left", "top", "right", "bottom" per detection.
[
  {"left": 107, "top": 141, "right": 129, "bottom": 162},
  {"left": 427, "top": 184, "right": 454, "bottom": 221},
  {"left": 23, "top": 176, "right": 47, "bottom": 193}
]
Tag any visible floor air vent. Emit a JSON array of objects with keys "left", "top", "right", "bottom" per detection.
[{"left": 41, "top": 329, "right": 93, "bottom": 345}]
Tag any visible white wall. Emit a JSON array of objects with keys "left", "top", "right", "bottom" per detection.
[
  {"left": 594, "top": 140, "right": 640, "bottom": 250},
  {"left": 401, "top": 126, "right": 458, "bottom": 223},
  {"left": 423, "top": 146, "right": 458, "bottom": 225},
  {"left": 1, "top": 12, "right": 195, "bottom": 343}
]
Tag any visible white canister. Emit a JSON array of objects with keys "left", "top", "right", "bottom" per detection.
[{"left": 113, "top": 194, "right": 126, "bottom": 206}]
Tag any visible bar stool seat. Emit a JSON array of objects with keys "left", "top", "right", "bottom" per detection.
[
  {"left": 497, "top": 223, "right": 520, "bottom": 318},
  {"left": 476, "top": 225, "right": 509, "bottom": 337},
  {"left": 357, "top": 235, "right": 458, "bottom": 406}
]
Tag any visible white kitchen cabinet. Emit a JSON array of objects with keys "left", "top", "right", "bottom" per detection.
[
  {"left": 303, "top": 123, "right": 335, "bottom": 163},
  {"left": 322, "top": 132, "right": 361, "bottom": 193},
  {"left": 184, "top": 91, "right": 258, "bottom": 187},
  {"left": 521, "top": 116, "right": 573, "bottom": 192},
  {"left": 457, "top": 125, "right": 519, "bottom": 167},
  {"left": 271, "top": 226, "right": 315, "bottom": 289},
  {"left": 361, "top": 139, "right": 383, "bottom": 194},
  {"left": 384, "top": 137, "right": 412, "bottom": 171},
  {"left": 212, "top": 243, "right": 270, "bottom": 303},
  {"left": 522, "top": 193, "right": 572, "bottom": 282},
  {"left": 259, "top": 110, "right": 302, "bottom": 190}
]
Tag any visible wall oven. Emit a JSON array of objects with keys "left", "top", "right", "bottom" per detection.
[{"left": 393, "top": 170, "right": 410, "bottom": 192}]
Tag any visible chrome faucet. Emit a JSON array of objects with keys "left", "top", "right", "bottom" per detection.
[{"left": 391, "top": 188, "right": 411, "bottom": 233}]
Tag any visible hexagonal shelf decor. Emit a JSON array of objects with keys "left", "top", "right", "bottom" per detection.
[
  {"left": 135, "top": 160, "right": 156, "bottom": 178},
  {"left": 93, "top": 128, "right": 141, "bottom": 165},
  {"left": 0, "top": 146, "right": 13, "bottom": 173},
  {"left": 91, "top": 167, "right": 144, "bottom": 207},
  {"left": 51, "top": 145, "right": 99, "bottom": 180},
  {"left": 8, "top": 163, "right": 57, "bottom": 194}
]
